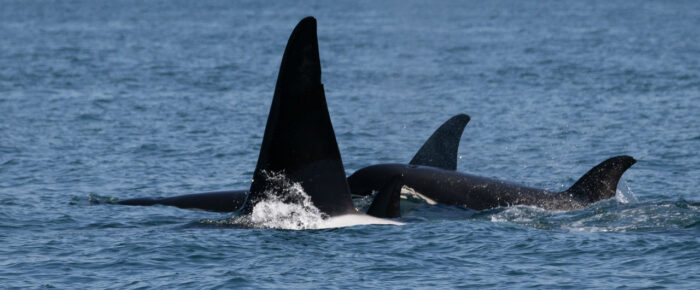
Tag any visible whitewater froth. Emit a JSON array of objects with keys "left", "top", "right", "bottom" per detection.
[{"left": 232, "top": 172, "right": 403, "bottom": 230}]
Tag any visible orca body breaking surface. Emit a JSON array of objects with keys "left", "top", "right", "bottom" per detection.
[
  {"left": 119, "top": 17, "right": 361, "bottom": 220},
  {"left": 116, "top": 17, "right": 635, "bottom": 223},
  {"left": 238, "top": 16, "right": 402, "bottom": 226},
  {"left": 117, "top": 190, "right": 247, "bottom": 212},
  {"left": 241, "top": 16, "right": 374, "bottom": 218},
  {"left": 116, "top": 114, "right": 470, "bottom": 214},
  {"left": 348, "top": 156, "right": 636, "bottom": 213}
]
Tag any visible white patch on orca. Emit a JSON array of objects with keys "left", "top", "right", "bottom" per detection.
[
  {"left": 400, "top": 186, "right": 438, "bottom": 205},
  {"left": 236, "top": 173, "right": 403, "bottom": 230},
  {"left": 319, "top": 214, "right": 404, "bottom": 229}
]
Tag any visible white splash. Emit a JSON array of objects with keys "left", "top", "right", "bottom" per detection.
[
  {"left": 489, "top": 205, "right": 550, "bottom": 223},
  {"left": 615, "top": 180, "right": 638, "bottom": 203},
  {"left": 235, "top": 172, "right": 403, "bottom": 230},
  {"left": 248, "top": 182, "right": 327, "bottom": 229}
]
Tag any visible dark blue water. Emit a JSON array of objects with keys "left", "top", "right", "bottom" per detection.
[{"left": 1, "top": 0, "right": 699, "bottom": 288}]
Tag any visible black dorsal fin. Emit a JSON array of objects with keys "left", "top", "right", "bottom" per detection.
[
  {"left": 366, "top": 176, "right": 403, "bottom": 218},
  {"left": 409, "top": 114, "right": 470, "bottom": 170},
  {"left": 243, "top": 17, "right": 356, "bottom": 216},
  {"left": 563, "top": 155, "right": 636, "bottom": 203}
]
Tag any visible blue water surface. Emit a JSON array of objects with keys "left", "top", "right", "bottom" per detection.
[{"left": 1, "top": 0, "right": 699, "bottom": 288}]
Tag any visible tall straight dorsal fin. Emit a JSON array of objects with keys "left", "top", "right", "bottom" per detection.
[
  {"left": 409, "top": 114, "right": 470, "bottom": 170},
  {"left": 563, "top": 155, "right": 636, "bottom": 203},
  {"left": 243, "top": 17, "right": 356, "bottom": 216}
]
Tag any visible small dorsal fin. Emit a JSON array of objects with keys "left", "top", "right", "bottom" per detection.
[
  {"left": 564, "top": 155, "right": 636, "bottom": 203},
  {"left": 366, "top": 176, "right": 403, "bottom": 218},
  {"left": 409, "top": 114, "right": 470, "bottom": 170},
  {"left": 242, "top": 17, "right": 356, "bottom": 216}
]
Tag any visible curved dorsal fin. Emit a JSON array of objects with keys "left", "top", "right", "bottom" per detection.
[
  {"left": 243, "top": 17, "right": 356, "bottom": 216},
  {"left": 564, "top": 155, "right": 636, "bottom": 203},
  {"left": 409, "top": 114, "right": 470, "bottom": 170}
]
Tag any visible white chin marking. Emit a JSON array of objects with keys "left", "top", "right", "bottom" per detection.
[{"left": 318, "top": 214, "right": 405, "bottom": 229}]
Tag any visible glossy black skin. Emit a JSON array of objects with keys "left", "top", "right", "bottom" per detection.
[
  {"left": 117, "top": 112, "right": 472, "bottom": 213},
  {"left": 242, "top": 17, "right": 357, "bottom": 216},
  {"left": 348, "top": 160, "right": 632, "bottom": 211},
  {"left": 365, "top": 176, "right": 403, "bottom": 218},
  {"left": 118, "top": 18, "right": 355, "bottom": 216},
  {"left": 118, "top": 190, "right": 247, "bottom": 212},
  {"left": 115, "top": 14, "right": 475, "bottom": 216},
  {"left": 348, "top": 164, "right": 576, "bottom": 210}
]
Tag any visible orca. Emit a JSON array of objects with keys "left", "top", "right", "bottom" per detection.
[
  {"left": 117, "top": 190, "right": 246, "bottom": 212},
  {"left": 116, "top": 114, "right": 470, "bottom": 213},
  {"left": 240, "top": 16, "right": 355, "bottom": 216},
  {"left": 238, "top": 16, "right": 403, "bottom": 228},
  {"left": 120, "top": 17, "right": 402, "bottom": 227},
  {"left": 348, "top": 156, "right": 636, "bottom": 217},
  {"left": 366, "top": 176, "right": 404, "bottom": 218},
  {"left": 408, "top": 114, "right": 471, "bottom": 171}
]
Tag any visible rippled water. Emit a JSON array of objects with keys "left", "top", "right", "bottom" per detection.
[{"left": 1, "top": 0, "right": 699, "bottom": 288}]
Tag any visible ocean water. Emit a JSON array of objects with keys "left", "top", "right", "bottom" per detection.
[{"left": 1, "top": 0, "right": 699, "bottom": 288}]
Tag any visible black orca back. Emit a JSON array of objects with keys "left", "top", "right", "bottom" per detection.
[
  {"left": 118, "top": 190, "right": 247, "bottom": 212},
  {"left": 243, "top": 17, "right": 356, "bottom": 216}
]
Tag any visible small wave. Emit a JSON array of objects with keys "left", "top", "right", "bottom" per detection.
[
  {"left": 480, "top": 199, "right": 700, "bottom": 233},
  {"left": 72, "top": 193, "right": 119, "bottom": 206},
  {"left": 563, "top": 201, "right": 700, "bottom": 232},
  {"left": 489, "top": 205, "right": 552, "bottom": 223},
  {"left": 76, "top": 113, "right": 102, "bottom": 121}
]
